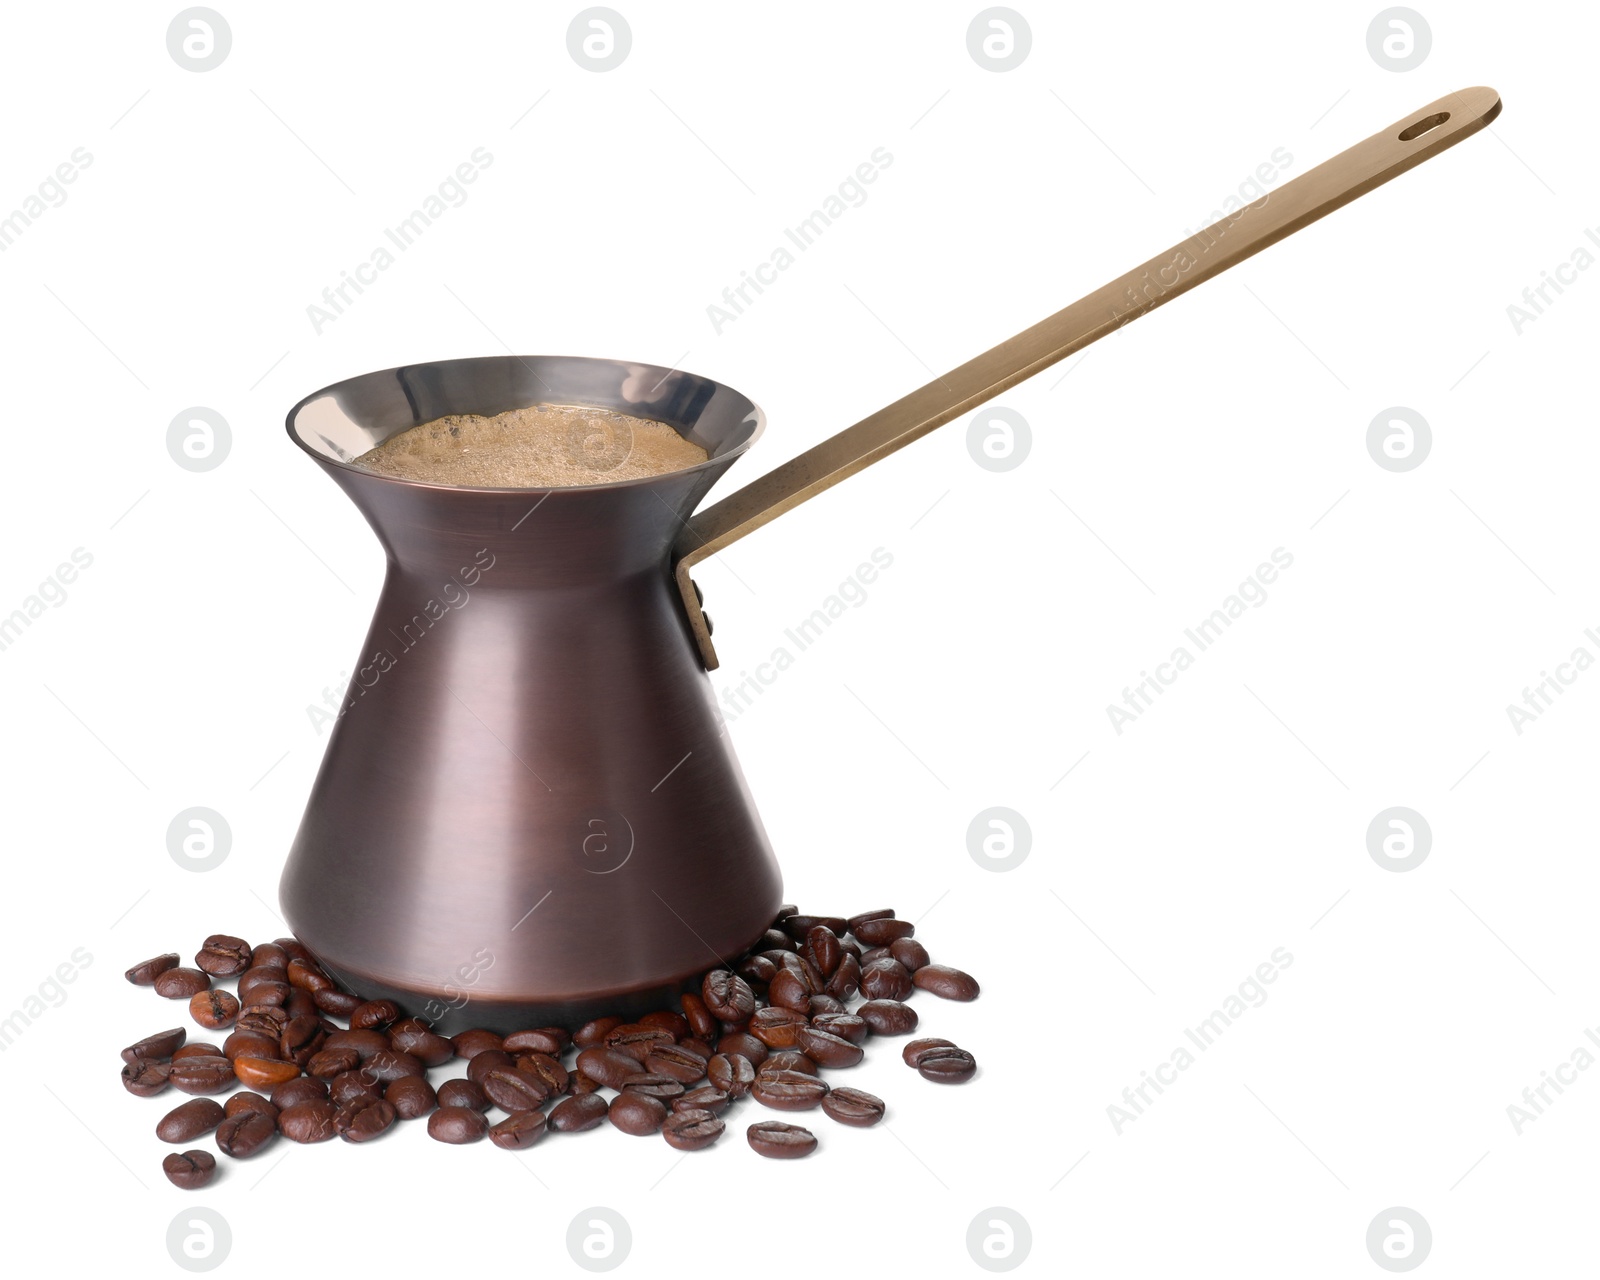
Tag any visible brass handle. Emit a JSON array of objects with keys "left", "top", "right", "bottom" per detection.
[{"left": 675, "top": 86, "right": 1502, "bottom": 670}]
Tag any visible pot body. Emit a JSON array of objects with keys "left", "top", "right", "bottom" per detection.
[{"left": 279, "top": 355, "right": 781, "bottom": 1031}]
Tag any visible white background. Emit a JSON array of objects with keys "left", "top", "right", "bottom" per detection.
[{"left": 0, "top": 1, "right": 1592, "bottom": 1274}]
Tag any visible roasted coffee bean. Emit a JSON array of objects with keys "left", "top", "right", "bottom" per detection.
[
  {"left": 241, "top": 979, "right": 292, "bottom": 1011},
  {"left": 270, "top": 1076, "right": 329, "bottom": 1110},
  {"left": 450, "top": 1028, "right": 503, "bottom": 1059},
  {"left": 188, "top": 989, "right": 239, "bottom": 1031},
  {"left": 716, "top": 1032, "right": 769, "bottom": 1068},
  {"left": 169, "top": 1055, "right": 236, "bottom": 1095},
  {"left": 766, "top": 970, "right": 815, "bottom": 1014},
  {"left": 222, "top": 1032, "right": 281, "bottom": 1063},
  {"left": 646, "top": 1043, "right": 708, "bottom": 1084},
  {"left": 549, "top": 1092, "right": 610, "bottom": 1132},
  {"left": 329, "top": 1070, "right": 384, "bottom": 1108},
  {"left": 215, "top": 1109, "right": 278, "bottom": 1157},
  {"left": 242, "top": 997, "right": 292, "bottom": 1026},
  {"left": 706, "top": 1053, "right": 756, "bottom": 1098},
  {"left": 676, "top": 1087, "right": 732, "bottom": 1115},
  {"left": 273, "top": 937, "right": 314, "bottom": 964},
  {"left": 859, "top": 947, "right": 890, "bottom": 967},
  {"left": 122, "top": 1057, "right": 171, "bottom": 1097},
  {"left": 489, "top": 1109, "right": 548, "bottom": 1150},
  {"left": 662, "top": 1108, "right": 724, "bottom": 1151},
  {"left": 846, "top": 908, "right": 895, "bottom": 934},
  {"left": 777, "top": 952, "right": 827, "bottom": 990},
  {"left": 605, "top": 1024, "right": 675, "bottom": 1063},
  {"left": 859, "top": 957, "right": 914, "bottom": 1002},
  {"left": 858, "top": 999, "right": 919, "bottom": 1035},
  {"left": 811, "top": 1013, "right": 867, "bottom": 1045},
  {"left": 306, "top": 1046, "right": 360, "bottom": 1078},
  {"left": 503, "top": 1028, "right": 565, "bottom": 1056},
  {"left": 574, "top": 1016, "right": 624, "bottom": 1048},
  {"left": 901, "top": 1037, "right": 956, "bottom": 1067},
  {"left": 678, "top": 1035, "right": 713, "bottom": 1058},
  {"left": 798, "top": 1026, "right": 865, "bottom": 1068},
  {"left": 747, "top": 1120, "right": 817, "bottom": 1158},
  {"left": 807, "top": 994, "right": 846, "bottom": 1017},
  {"left": 286, "top": 958, "right": 333, "bottom": 992},
  {"left": 838, "top": 936, "right": 862, "bottom": 960},
  {"left": 854, "top": 917, "right": 914, "bottom": 945},
  {"left": 162, "top": 1150, "right": 216, "bottom": 1189},
  {"left": 755, "top": 931, "right": 793, "bottom": 958},
  {"left": 701, "top": 969, "right": 756, "bottom": 1023},
  {"left": 436, "top": 1079, "right": 488, "bottom": 1112},
  {"left": 237, "top": 974, "right": 290, "bottom": 1008},
  {"left": 570, "top": 1072, "right": 603, "bottom": 1095},
  {"left": 913, "top": 963, "right": 980, "bottom": 1001},
  {"left": 622, "top": 1073, "right": 684, "bottom": 1101},
  {"left": 751, "top": 1007, "right": 808, "bottom": 1049},
  {"left": 279, "top": 1099, "right": 340, "bottom": 1143},
  {"left": 385, "top": 1075, "right": 437, "bottom": 1120},
  {"left": 514, "top": 1051, "right": 570, "bottom": 1096},
  {"left": 737, "top": 954, "right": 778, "bottom": 986},
  {"left": 156, "top": 1098, "right": 226, "bottom": 1143},
  {"left": 638, "top": 1010, "right": 690, "bottom": 1039},
  {"left": 774, "top": 903, "right": 799, "bottom": 920},
  {"left": 122, "top": 1027, "right": 186, "bottom": 1064},
  {"left": 428, "top": 1106, "right": 490, "bottom": 1144},
  {"left": 889, "top": 937, "right": 931, "bottom": 971},
  {"left": 680, "top": 993, "right": 719, "bottom": 1041},
  {"left": 236, "top": 1006, "right": 289, "bottom": 1035},
  {"left": 224, "top": 1092, "right": 278, "bottom": 1121},
  {"left": 821, "top": 1087, "right": 885, "bottom": 1127},
  {"left": 804, "top": 926, "right": 842, "bottom": 977},
  {"left": 241, "top": 1015, "right": 295, "bottom": 1050},
  {"left": 348, "top": 999, "right": 398, "bottom": 1031},
  {"left": 250, "top": 942, "right": 289, "bottom": 971},
  {"left": 359, "top": 1049, "right": 423, "bottom": 1083},
  {"left": 230, "top": 1056, "right": 298, "bottom": 1090},
  {"left": 337, "top": 1097, "right": 397, "bottom": 1143},
  {"left": 172, "top": 1042, "right": 223, "bottom": 1062},
  {"left": 782, "top": 914, "right": 847, "bottom": 941},
  {"left": 323, "top": 1029, "right": 388, "bottom": 1060},
  {"left": 195, "top": 934, "right": 252, "bottom": 977},
  {"left": 608, "top": 1091, "right": 668, "bottom": 1136},
  {"left": 917, "top": 1046, "right": 977, "bottom": 1083},
  {"left": 311, "top": 988, "right": 363, "bottom": 1017},
  {"left": 465, "top": 1049, "right": 516, "bottom": 1085},
  {"left": 762, "top": 1050, "right": 818, "bottom": 1076},
  {"left": 576, "top": 1047, "right": 643, "bottom": 1090},
  {"left": 154, "top": 967, "right": 210, "bottom": 999},
  {"left": 481, "top": 1067, "right": 551, "bottom": 1112},
  {"left": 825, "top": 952, "right": 861, "bottom": 1002},
  {"left": 236, "top": 965, "right": 278, "bottom": 996},
  {"left": 126, "top": 953, "right": 180, "bottom": 986},
  {"left": 389, "top": 1018, "right": 453, "bottom": 1067},
  {"left": 751, "top": 1069, "right": 830, "bottom": 1111}
]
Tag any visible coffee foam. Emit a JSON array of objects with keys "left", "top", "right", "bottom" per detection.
[{"left": 354, "top": 403, "right": 708, "bottom": 488}]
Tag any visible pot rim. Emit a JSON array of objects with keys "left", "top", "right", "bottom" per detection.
[{"left": 285, "top": 352, "right": 766, "bottom": 496}]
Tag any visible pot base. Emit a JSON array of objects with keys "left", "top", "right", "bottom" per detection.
[{"left": 308, "top": 932, "right": 768, "bottom": 1037}]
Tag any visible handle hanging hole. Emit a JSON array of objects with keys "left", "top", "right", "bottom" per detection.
[{"left": 1398, "top": 111, "right": 1450, "bottom": 142}]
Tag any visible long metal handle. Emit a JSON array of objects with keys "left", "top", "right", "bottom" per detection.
[{"left": 675, "top": 86, "right": 1502, "bottom": 670}]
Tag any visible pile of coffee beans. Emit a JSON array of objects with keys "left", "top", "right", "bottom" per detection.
[{"left": 122, "top": 907, "right": 979, "bottom": 1187}]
